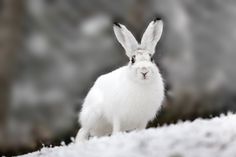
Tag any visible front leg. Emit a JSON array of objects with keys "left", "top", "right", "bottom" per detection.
[{"left": 112, "top": 118, "right": 120, "bottom": 134}]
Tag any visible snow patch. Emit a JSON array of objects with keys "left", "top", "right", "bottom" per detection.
[{"left": 20, "top": 113, "right": 236, "bottom": 157}]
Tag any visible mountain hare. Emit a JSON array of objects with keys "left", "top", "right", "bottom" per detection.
[{"left": 76, "top": 18, "right": 165, "bottom": 142}]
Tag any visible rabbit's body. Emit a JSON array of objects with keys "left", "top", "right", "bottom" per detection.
[
  {"left": 76, "top": 18, "right": 165, "bottom": 141},
  {"left": 79, "top": 66, "right": 164, "bottom": 137}
]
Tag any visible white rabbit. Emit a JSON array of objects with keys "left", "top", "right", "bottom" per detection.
[{"left": 76, "top": 18, "right": 165, "bottom": 142}]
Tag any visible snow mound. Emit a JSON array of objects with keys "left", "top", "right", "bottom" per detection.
[{"left": 20, "top": 114, "right": 236, "bottom": 157}]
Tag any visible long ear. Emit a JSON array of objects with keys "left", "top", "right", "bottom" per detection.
[
  {"left": 113, "top": 22, "right": 138, "bottom": 57},
  {"left": 141, "top": 18, "right": 163, "bottom": 54}
]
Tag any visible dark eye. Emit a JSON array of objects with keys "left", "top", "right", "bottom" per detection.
[
  {"left": 131, "top": 56, "right": 135, "bottom": 64},
  {"left": 151, "top": 56, "right": 154, "bottom": 62}
]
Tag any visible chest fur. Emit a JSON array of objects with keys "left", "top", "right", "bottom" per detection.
[{"left": 105, "top": 83, "right": 162, "bottom": 121}]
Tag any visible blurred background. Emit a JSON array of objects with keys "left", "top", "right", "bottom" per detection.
[{"left": 1, "top": 0, "right": 236, "bottom": 155}]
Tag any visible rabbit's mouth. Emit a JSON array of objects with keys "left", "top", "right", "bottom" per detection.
[
  {"left": 140, "top": 74, "right": 150, "bottom": 80},
  {"left": 142, "top": 75, "right": 147, "bottom": 80}
]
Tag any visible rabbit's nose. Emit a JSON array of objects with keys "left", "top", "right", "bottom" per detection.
[{"left": 141, "top": 72, "right": 148, "bottom": 77}]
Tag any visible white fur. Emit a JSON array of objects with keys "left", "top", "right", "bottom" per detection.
[
  {"left": 113, "top": 23, "right": 138, "bottom": 57},
  {"left": 76, "top": 19, "right": 164, "bottom": 142},
  {"left": 141, "top": 20, "right": 163, "bottom": 54}
]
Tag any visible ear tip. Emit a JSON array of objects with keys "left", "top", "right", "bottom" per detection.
[
  {"left": 113, "top": 22, "right": 121, "bottom": 28},
  {"left": 154, "top": 17, "right": 162, "bottom": 22}
]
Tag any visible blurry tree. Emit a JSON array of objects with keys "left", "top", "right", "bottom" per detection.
[
  {"left": 0, "top": 0, "right": 24, "bottom": 154},
  {"left": 0, "top": 0, "right": 23, "bottom": 127}
]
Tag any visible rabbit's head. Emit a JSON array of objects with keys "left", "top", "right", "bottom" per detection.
[{"left": 113, "top": 18, "right": 163, "bottom": 83}]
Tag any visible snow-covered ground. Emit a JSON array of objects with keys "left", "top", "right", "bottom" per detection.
[{"left": 20, "top": 113, "right": 236, "bottom": 157}]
